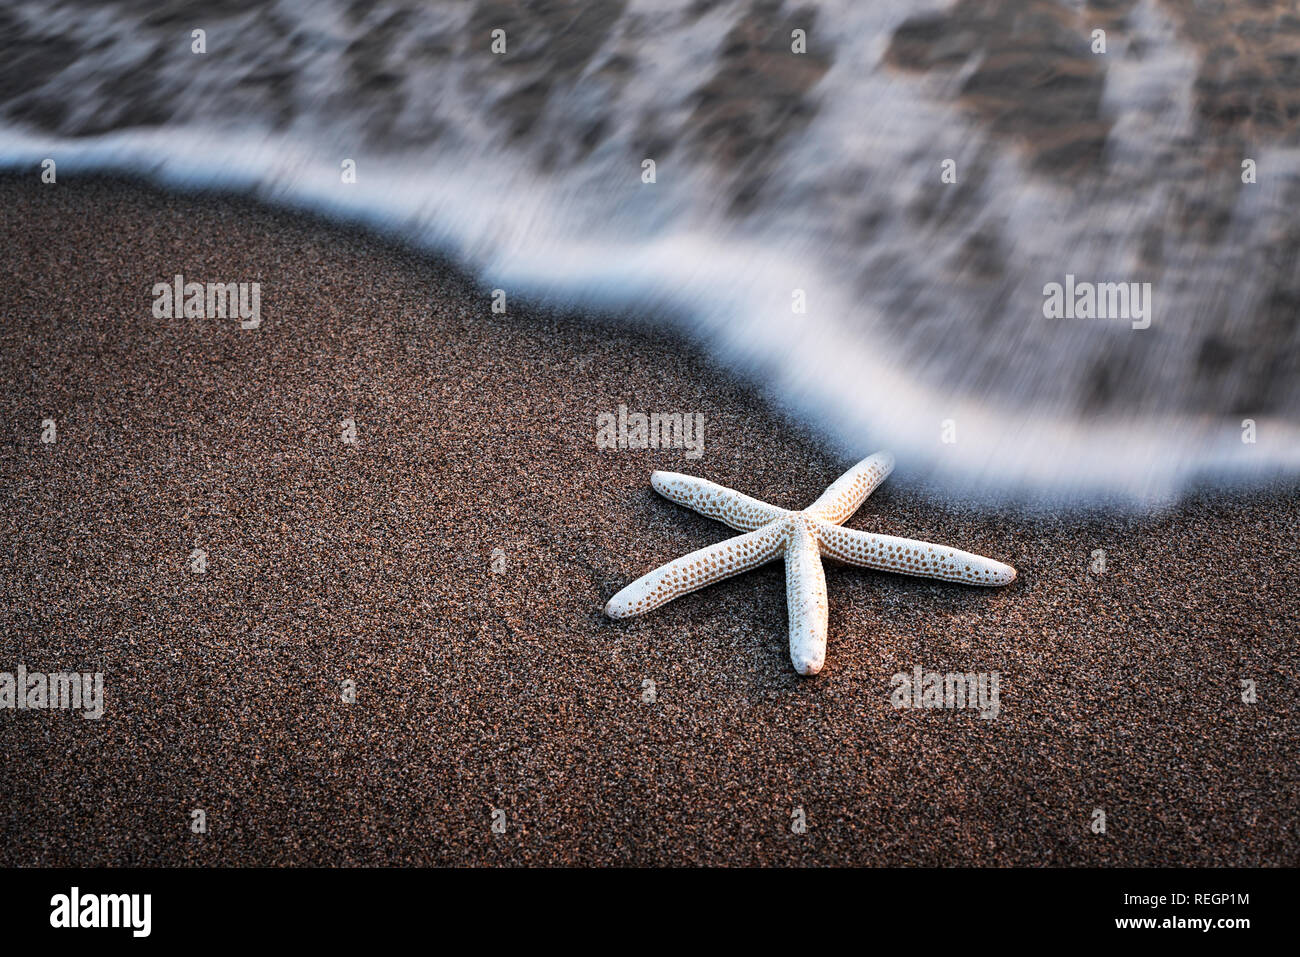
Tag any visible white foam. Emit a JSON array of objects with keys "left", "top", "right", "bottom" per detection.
[{"left": 2, "top": 0, "right": 1296, "bottom": 504}]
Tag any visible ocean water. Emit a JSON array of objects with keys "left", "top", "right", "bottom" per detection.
[{"left": 2, "top": 0, "right": 1299, "bottom": 502}]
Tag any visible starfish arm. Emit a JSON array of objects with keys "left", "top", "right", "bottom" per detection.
[
  {"left": 604, "top": 523, "right": 787, "bottom": 619},
  {"left": 805, "top": 451, "right": 895, "bottom": 525},
  {"left": 651, "top": 471, "right": 788, "bottom": 531},
  {"left": 785, "top": 521, "right": 829, "bottom": 676},
  {"left": 816, "top": 522, "right": 1017, "bottom": 586}
]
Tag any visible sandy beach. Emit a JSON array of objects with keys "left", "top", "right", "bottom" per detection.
[{"left": 0, "top": 176, "right": 1296, "bottom": 866}]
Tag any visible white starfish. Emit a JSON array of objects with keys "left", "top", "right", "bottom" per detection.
[{"left": 604, "top": 452, "right": 1017, "bottom": 676}]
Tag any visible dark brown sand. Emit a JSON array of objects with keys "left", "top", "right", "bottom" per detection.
[{"left": 0, "top": 177, "right": 1296, "bottom": 866}]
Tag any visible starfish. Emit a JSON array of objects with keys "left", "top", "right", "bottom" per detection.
[{"left": 604, "top": 452, "right": 1017, "bottom": 675}]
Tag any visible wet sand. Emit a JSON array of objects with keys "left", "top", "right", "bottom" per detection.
[{"left": 0, "top": 177, "right": 1296, "bottom": 866}]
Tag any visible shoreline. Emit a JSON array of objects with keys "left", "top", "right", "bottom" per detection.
[{"left": 0, "top": 176, "right": 1296, "bottom": 866}]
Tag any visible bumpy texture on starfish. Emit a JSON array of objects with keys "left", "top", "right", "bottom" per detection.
[{"left": 604, "top": 452, "right": 1017, "bottom": 676}]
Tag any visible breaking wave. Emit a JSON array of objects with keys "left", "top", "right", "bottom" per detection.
[{"left": 2, "top": 0, "right": 1299, "bottom": 502}]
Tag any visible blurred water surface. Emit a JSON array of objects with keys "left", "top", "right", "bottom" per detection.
[{"left": 2, "top": 0, "right": 1299, "bottom": 500}]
